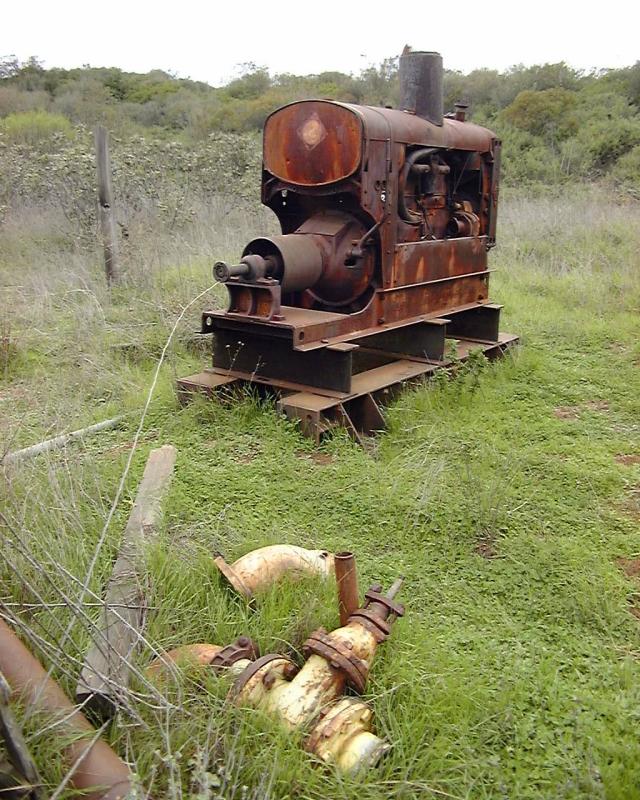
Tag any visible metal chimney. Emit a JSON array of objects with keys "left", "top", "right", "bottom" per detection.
[{"left": 398, "top": 50, "right": 443, "bottom": 127}]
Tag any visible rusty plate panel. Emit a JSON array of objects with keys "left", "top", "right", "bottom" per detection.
[
  {"left": 392, "top": 237, "right": 488, "bottom": 288},
  {"left": 377, "top": 273, "right": 489, "bottom": 324},
  {"left": 264, "top": 101, "right": 363, "bottom": 186},
  {"left": 342, "top": 103, "right": 496, "bottom": 152}
]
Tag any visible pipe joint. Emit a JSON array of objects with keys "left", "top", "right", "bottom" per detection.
[
  {"left": 306, "top": 697, "right": 391, "bottom": 773},
  {"left": 302, "top": 628, "right": 369, "bottom": 693}
]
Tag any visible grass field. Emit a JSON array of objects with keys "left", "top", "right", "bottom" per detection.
[{"left": 1, "top": 188, "right": 640, "bottom": 799}]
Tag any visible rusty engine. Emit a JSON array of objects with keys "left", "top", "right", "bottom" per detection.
[{"left": 187, "top": 49, "right": 516, "bottom": 439}]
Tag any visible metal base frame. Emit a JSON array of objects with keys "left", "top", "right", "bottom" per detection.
[{"left": 177, "top": 326, "right": 519, "bottom": 443}]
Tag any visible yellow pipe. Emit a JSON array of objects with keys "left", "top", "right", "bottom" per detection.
[
  {"left": 147, "top": 644, "right": 223, "bottom": 680},
  {"left": 231, "top": 579, "right": 403, "bottom": 771},
  {"left": 147, "top": 637, "right": 258, "bottom": 681},
  {"left": 306, "top": 698, "right": 390, "bottom": 772},
  {"left": 214, "top": 545, "right": 334, "bottom": 599}
]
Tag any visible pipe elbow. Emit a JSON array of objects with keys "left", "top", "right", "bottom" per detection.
[
  {"left": 147, "top": 644, "right": 223, "bottom": 680},
  {"left": 215, "top": 545, "right": 334, "bottom": 599}
]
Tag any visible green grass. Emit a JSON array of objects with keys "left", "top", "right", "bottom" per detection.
[{"left": 1, "top": 188, "right": 640, "bottom": 799}]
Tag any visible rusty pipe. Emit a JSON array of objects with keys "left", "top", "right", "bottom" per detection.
[
  {"left": 334, "top": 552, "right": 359, "bottom": 627},
  {"left": 147, "top": 637, "right": 259, "bottom": 681},
  {"left": 0, "top": 618, "right": 132, "bottom": 800},
  {"left": 214, "top": 545, "right": 334, "bottom": 600}
]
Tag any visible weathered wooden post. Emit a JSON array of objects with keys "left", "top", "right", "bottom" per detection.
[
  {"left": 77, "top": 445, "right": 178, "bottom": 718},
  {"left": 95, "top": 125, "right": 120, "bottom": 287}
]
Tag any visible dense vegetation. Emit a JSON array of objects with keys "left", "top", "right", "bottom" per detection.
[{"left": 1, "top": 54, "right": 640, "bottom": 189}]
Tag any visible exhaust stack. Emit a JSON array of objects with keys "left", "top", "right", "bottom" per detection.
[{"left": 399, "top": 49, "right": 443, "bottom": 126}]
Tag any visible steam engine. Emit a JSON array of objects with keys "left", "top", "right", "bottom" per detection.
[{"left": 199, "top": 51, "right": 511, "bottom": 403}]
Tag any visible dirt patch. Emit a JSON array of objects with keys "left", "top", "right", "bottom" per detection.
[
  {"left": 616, "top": 454, "right": 640, "bottom": 466},
  {"left": 617, "top": 557, "right": 640, "bottom": 579},
  {"left": 608, "top": 342, "right": 629, "bottom": 354},
  {"left": 296, "top": 450, "right": 334, "bottom": 466},
  {"left": 585, "top": 400, "right": 610, "bottom": 412},
  {"left": 554, "top": 400, "right": 610, "bottom": 420},
  {"left": 629, "top": 606, "right": 640, "bottom": 621},
  {"left": 103, "top": 431, "right": 158, "bottom": 456},
  {"left": 553, "top": 406, "right": 580, "bottom": 420},
  {"left": 474, "top": 533, "right": 499, "bottom": 560}
]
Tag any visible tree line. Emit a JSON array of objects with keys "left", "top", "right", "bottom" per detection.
[{"left": 1, "top": 55, "right": 639, "bottom": 187}]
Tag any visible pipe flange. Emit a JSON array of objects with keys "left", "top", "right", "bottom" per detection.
[
  {"left": 214, "top": 555, "right": 254, "bottom": 600},
  {"left": 302, "top": 630, "right": 369, "bottom": 694},
  {"left": 363, "top": 588, "right": 405, "bottom": 618},
  {"left": 346, "top": 609, "right": 392, "bottom": 643},
  {"left": 210, "top": 636, "right": 260, "bottom": 673},
  {"left": 229, "top": 654, "right": 297, "bottom": 701}
]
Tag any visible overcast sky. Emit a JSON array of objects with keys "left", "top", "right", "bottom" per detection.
[{"left": 4, "top": 0, "right": 638, "bottom": 85}]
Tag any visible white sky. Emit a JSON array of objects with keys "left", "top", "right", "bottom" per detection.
[{"left": 3, "top": 0, "right": 639, "bottom": 85}]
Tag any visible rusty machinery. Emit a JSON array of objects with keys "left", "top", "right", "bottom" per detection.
[{"left": 180, "top": 49, "right": 518, "bottom": 439}]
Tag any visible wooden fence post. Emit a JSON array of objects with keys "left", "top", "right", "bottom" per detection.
[{"left": 95, "top": 125, "right": 120, "bottom": 287}]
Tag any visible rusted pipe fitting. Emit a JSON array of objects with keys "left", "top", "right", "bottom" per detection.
[
  {"left": 0, "top": 618, "right": 133, "bottom": 800},
  {"left": 146, "top": 636, "right": 259, "bottom": 681},
  {"left": 334, "top": 551, "right": 359, "bottom": 627},
  {"left": 214, "top": 545, "right": 334, "bottom": 600},
  {"left": 230, "top": 575, "right": 403, "bottom": 771},
  {"left": 306, "top": 697, "right": 390, "bottom": 772}
]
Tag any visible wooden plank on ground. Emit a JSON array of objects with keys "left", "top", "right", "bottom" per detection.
[{"left": 76, "top": 444, "right": 177, "bottom": 719}]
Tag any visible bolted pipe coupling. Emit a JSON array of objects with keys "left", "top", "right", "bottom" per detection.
[{"left": 347, "top": 578, "right": 405, "bottom": 642}]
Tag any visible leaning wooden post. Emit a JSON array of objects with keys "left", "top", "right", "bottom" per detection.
[
  {"left": 76, "top": 445, "right": 177, "bottom": 719},
  {"left": 95, "top": 125, "right": 120, "bottom": 287}
]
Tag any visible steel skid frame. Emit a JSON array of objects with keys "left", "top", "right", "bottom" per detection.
[{"left": 177, "top": 302, "right": 518, "bottom": 443}]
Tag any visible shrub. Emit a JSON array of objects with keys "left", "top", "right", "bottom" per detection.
[
  {"left": 567, "top": 117, "right": 640, "bottom": 174},
  {"left": 611, "top": 144, "right": 640, "bottom": 190},
  {"left": 501, "top": 88, "right": 578, "bottom": 142},
  {"left": 1, "top": 110, "right": 73, "bottom": 146}
]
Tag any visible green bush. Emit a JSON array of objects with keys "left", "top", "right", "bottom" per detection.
[
  {"left": 566, "top": 117, "right": 640, "bottom": 175},
  {"left": 501, "top": 88, "right": 578, "bottom": 142},
  {"left": 611, "top": 144, "right": 640, "bottom": 189},
  {"left": 1, "top": 110, "right": 73, "bottom": 145}
]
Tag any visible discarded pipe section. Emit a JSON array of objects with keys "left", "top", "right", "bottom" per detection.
[
  {"left": 230, "top": 577, "right": 404, "bottom": 772},
  {"left": 0, "top": 618, "right": 133, "bottom": 800},
  {"left": 214, "top": 545, "right": 334, "bottom": 600},
  {"left": 334, "top": 551, "right": 359, "bottom": 627},
  {"left": 147, "top": 637, "right": 259, "bottom": 681}
]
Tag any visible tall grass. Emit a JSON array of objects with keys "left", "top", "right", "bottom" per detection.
[{"left": 1, "top": 185, "right": 640, "bottom": 799}]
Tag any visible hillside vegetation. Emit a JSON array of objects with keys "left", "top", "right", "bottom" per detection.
[{"left": 1, "top": 55, "right": 640, "bottom": 188}]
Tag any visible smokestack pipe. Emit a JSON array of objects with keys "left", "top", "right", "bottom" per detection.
[{"left": 398, "top": 49, "right": 443, "bottom": 127}]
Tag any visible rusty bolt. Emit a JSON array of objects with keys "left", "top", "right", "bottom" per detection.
[
  {"left": 283, "top": 663, "right": 298, "bottom": 680},
  {"left": 262, "top": 671, "right": 276, "bottom": 689}
]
